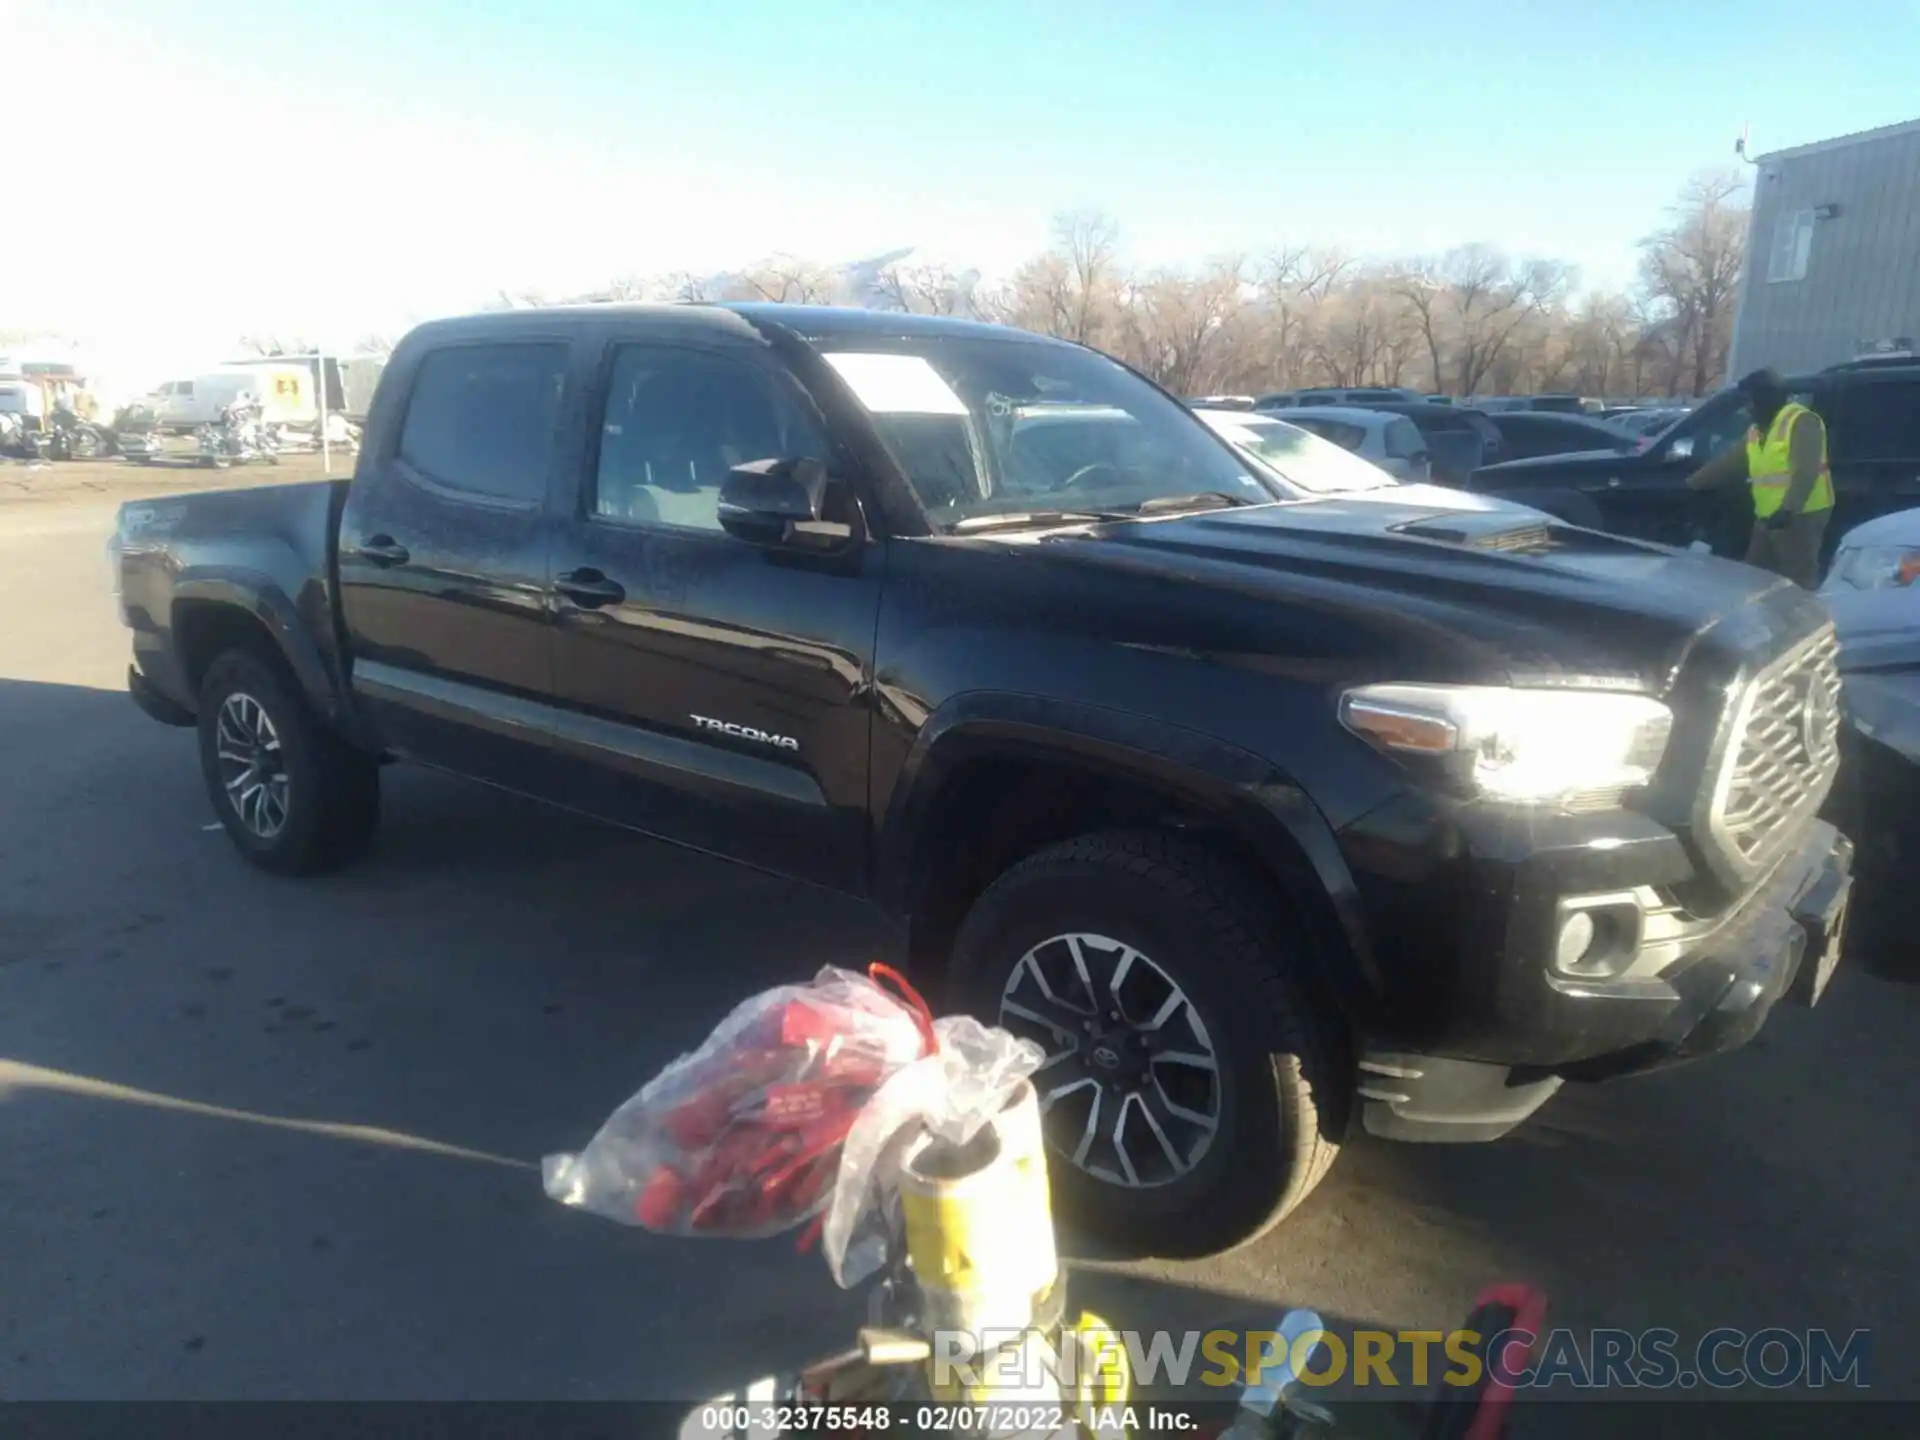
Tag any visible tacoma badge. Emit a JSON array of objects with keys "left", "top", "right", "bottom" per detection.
[{"left": 691, "top": 715, "right": 801, "bottom": 751}]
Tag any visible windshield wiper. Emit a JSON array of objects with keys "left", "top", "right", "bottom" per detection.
[
  {"left": 1129, "top": 491, "right": 1259, "bottom": 515},
  {"left": 950, "top": 509, "right": 1132, "bottom": 533}
]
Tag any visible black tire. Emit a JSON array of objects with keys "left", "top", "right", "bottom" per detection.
[
  {"left": 197, "top": 648, "right": 380, "bottom": 875},
  {"left": 949, "top": 830, "right": 1349, "bottom": 1257}
]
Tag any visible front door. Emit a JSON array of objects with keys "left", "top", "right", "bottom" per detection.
[
  {"left": 545, "top": 334, "right": 883, "bottom": 893},
  {"left": 338, "top": 337, "right": 576, "bottom": 791},
  {"left": 1591, "top": 391, "right": 1753, "bottom": 553}
]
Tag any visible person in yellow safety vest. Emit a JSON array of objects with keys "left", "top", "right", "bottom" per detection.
[{"left": 1684, "top": 368, "right": 1833, "bottom": 587}]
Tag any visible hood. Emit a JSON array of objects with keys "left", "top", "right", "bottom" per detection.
[
  {"left": 1475, "top": 448, "right": 1628, "bottom": 476},
  {"left": 1333, "top": 481, "right": 1539, "bottom": 514},
  {"left": 1030, "top": 495, "right": 1825, "bottom": 693},
  {"left": 1830, "top": 506, "right": 1920, "bottom": 549}
]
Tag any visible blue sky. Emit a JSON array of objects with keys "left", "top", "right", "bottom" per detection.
[{"left": 12, "top": 0, "right": 1918, "bottom": 365}]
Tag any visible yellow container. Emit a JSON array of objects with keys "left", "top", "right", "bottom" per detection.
[{"left": 899, "top": 1079, "right": 1057, "bottom": 1341}]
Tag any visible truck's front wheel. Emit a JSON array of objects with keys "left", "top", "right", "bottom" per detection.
[
  {"left": 197, "top": 648, "right": 380, "bottom": 875},
  {"left": 950, "top": 831, "right": 1349, "bottom": 1257}
]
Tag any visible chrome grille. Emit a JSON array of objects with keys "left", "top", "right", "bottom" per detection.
[{"left": 1708, "top": 626, "right": 1842, "bottom": 872}]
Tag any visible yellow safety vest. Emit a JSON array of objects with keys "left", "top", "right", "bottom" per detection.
[{"left": 1745, "top": 401, "right": 1833, "bottom": 518}]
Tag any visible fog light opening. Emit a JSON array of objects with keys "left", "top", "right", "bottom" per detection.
[
  {"left": 1553, "top": 897, "right": 1644, "bottom": 979},
  {"left": 1555, "top": 911, "right": 1597, "bottom": 971}
]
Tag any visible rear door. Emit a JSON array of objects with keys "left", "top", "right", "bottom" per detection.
[
  {"left": 1382, "top": 417, "right": 1430, "bottom": 482},
  {"left": 542, "top": 328, "right": 884, "bottom": 893},
  {"left": 1827, "top": 372, "right": 1920, "bottom": 546},
  {"left": 337, "top": 335, "right": 578, "bottom": 792}
]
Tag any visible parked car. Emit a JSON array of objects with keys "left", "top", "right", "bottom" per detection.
[
  {"left": 153, "top": 367, "right": 316, "bottom": 434},
  {"left": 1267, "top": 405, "right": 1432, "bottom": 481},
  {"left": 1257, "top": 386, "right": 1424, "bottom": 408},
  {"left": 1483, "top": 411, "right": 1635, "bottom": 465},
  {"left": 1303, "top": 399, "right": 1501, "bottom": 486},
  {"left": 1604, "top": 406, "right": 1693, "bottom": 441},
  {"left": 1820, "top": 506, "right": 1920, "bottom": 975},
  {"left": 1192, "top": 409, "right": 1397, "bottom": 493},
  {"left": 1467, "top": 356, "right": 1920, "bottom": 565},
  {"left": 1473, "top": 394, "right": 1601, "bottom": 415},
  {"left": 110, "top": 303, "right": 1854, "bottom": 1255},
  {"left": 1185, "top": 394, "right": 1257, "bottom": 411}
]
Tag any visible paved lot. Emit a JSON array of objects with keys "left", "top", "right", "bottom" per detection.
[{"left": 1, "top": 470, "right": 1916, "bottom": 1422}]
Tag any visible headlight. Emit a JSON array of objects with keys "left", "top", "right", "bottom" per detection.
[
  {"left": 1824, "top": 544, "right": 1920, "bottom": 592},
  {"left": 1340, "top": 683, "right": 1673, "bottom": 807}
]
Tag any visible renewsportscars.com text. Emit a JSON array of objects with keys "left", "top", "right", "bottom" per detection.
[{"left": 933, "top": 1325, "right": 1872, "bottom": 1392}]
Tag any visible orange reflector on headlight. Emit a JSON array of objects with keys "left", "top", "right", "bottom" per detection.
[{"left": 1341, "top": 697, "right": 1460, "bottom": 754}]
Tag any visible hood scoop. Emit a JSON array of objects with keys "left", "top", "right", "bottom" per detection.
[{"left": 1395, "top": 511, "right": 1559, "bottom": 555}]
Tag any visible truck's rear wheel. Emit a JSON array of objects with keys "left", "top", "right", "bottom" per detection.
[
  {"left": 196, "top": 648, "right": 380, "bottom": 875},
  {"left": 950, "top": 830, "right": 1349, "bottom": 1257}
]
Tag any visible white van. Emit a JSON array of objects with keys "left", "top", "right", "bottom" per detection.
[{"left": 154, "top": 366, "right": 316, "bottom": 432}]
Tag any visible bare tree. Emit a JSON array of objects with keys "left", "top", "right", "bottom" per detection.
[
  {"left": 546, "top": 189, "right": 1723, "bottom": 403},
  {"left": 1309, "top": 271, "right": 1410, "bottom": 386},
  {"left": 988, "top": 211, "right": 1125, "bottom": 344},
  {"left": 1120, "top": 259, "right": 1249, "bottom": 395},
  {"left": 655, "top": 272, "right": 714, "bottom": 303},
  {"left": 1435, "top": 246, "right": 1570, "bottom": 395},
  {"left": 1392, "top": 265, "right": 1447, "bottom": 392},
  {"left": 1254, "top": 246, "right": 1351, "bottom": 390},
  {"left": 874, "top": 260, "right": 970, "bottom": 315},
  {"left": 1638, "top": 171, "right": 1749, "bottom": 396},
  {"left": 238, "top": 334, "right": 319, "bottom": 357},
  {"left": 731, "top": 255, "right": 839, "bottom": 305}
]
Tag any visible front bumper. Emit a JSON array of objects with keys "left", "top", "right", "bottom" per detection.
[
  {"left": 128, "top": 662, "right": 197, "bottom": 727},
  {"left": 1355, "top": 817, "right": 1852, "bottom": 1142}
]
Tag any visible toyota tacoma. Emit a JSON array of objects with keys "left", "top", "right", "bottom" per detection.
[{"left": 111, "top": 305, "right": 1854, "bottom": 1254}]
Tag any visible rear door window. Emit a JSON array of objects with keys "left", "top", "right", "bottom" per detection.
[
  {"left": 1290, "top": 417, "right": 1367, "bottom": 451},
  {"left": 398, "top": 343, "right": 568, "bottom": 503},
  {"left": 1385, "top": 419, "right": 1426, "bottom": 459}
]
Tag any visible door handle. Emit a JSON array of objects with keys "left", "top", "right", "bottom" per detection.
[
  {"left": 357, "top": 535, "right": 410, "bottom": 567},
  {"left": 554, "top": 568, "right": 626, "bottom": 608}
]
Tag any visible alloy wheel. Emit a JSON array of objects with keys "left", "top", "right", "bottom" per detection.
[
  {"left": 214, "top": 692, "right": 291, "bottom": 839},
  {"left": 997, "top": 932, "right": 1221, "bottom": 1188}
]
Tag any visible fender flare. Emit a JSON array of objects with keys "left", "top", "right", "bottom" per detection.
[
  {"left": 171, "top": 569, "right": 352, "bottom": 730},
  {"left": 877, "top": 691, "right": 1383, "bottom": 1015}
]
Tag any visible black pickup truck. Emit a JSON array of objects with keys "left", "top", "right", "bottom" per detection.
[{"left": 112, "top": 305, "right": 1854, "bottom": 1254}]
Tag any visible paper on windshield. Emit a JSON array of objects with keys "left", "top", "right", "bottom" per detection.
[{"left": 823, "top": 353, "right": 968, "bottom": 416}]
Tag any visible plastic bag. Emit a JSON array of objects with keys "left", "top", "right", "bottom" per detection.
[
  {"left": 821, "top": 1013, "right": 1045, "bottom": 1288},
  {"left": 541, "top": 965, "right": 938, "bottom": 1239}
]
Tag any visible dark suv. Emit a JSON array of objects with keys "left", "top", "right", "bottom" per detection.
[
  {"left": 1467, "top": 358, "right": 1920, "bottom": 565},
  {"left": 111, "top": 305, "right": 1854, "bottom": 1254}
]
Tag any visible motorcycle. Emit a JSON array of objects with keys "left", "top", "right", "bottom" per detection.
[
  {"left": 196, "top": 397, "right": 280, "bottom": 469},
  {"left": 33, "top": 406, "right": 111, "bottom": 461},
  {"left": 112, "top": 403, "right": 169, "bottom": 464}
]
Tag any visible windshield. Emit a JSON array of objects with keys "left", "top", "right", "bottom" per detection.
[
  {"left": 816, "top": 337, "right": 1280, "bottom": 526},
  {"left": 1199, "top": 414, "right": 1396, "bottom": 493}
]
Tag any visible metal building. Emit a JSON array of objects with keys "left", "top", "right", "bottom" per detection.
[{"left": 1729, "top": 117, "right": 1920, "bottom": 376}]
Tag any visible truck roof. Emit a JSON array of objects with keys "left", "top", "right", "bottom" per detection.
[{"left": 403, "top": 303, "right": 1054, "bottom": 349}]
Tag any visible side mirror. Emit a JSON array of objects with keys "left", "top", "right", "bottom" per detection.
[
  {"left": 1667, "top": 435, "right": 1696, "bottom": 462},
  {"left": 718, "top": 456, "right": 863, "bottom": 552}
]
